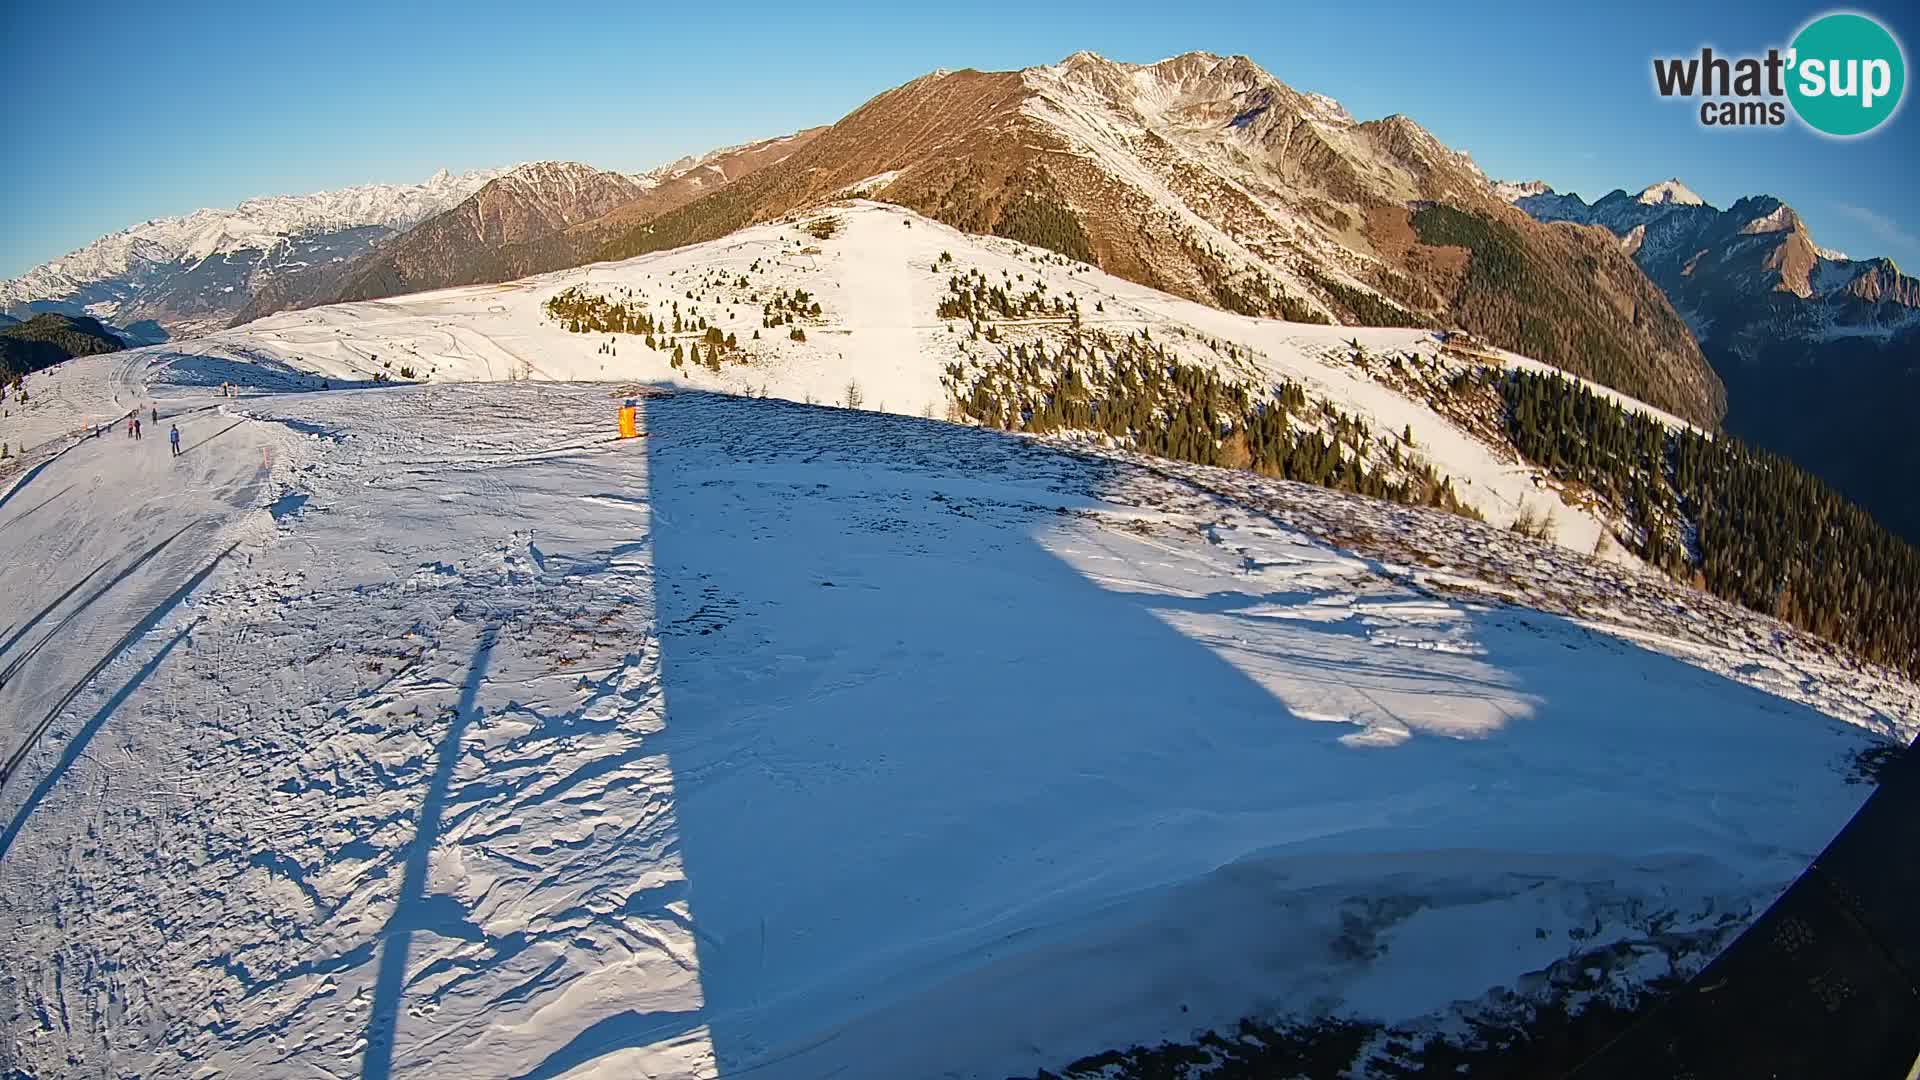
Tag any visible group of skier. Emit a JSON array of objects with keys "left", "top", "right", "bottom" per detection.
[
  {"left": 101, "top": 406, "right": 178, "bottom": 456},
  {"left": 84, "top": 388, "right": 220, "bottom": 456}
]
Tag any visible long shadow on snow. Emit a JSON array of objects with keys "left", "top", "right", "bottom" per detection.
[
  {"left": 521, "top": 391, "right": 1884, "bottom": 1079},
  {"left": 360, "top": 627, "right": 497, "bottom": 1080}
]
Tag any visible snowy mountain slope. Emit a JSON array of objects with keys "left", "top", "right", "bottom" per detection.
[
  {"left": 0, "top": 168, "right": 506, "bottom": 336},
  {"left": 787, "top": 56, "right": 1720, "bottom": 422},
  {"left": 0, "top": 339, "right": 1912, "bottom": 1078},
  {"left": 111, "top": 201, "right": 1694, "bottom": 562}
]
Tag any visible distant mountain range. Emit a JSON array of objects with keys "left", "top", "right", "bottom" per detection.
[
  {"left": 0, "top": 169, "right": 507, "bottom": 337},
  {"left": 1501, "top": 179, "right": 1920, "bottom": 542},
  {"left": 1504, "top": 179, "right": 1917, "bottom": 348}
]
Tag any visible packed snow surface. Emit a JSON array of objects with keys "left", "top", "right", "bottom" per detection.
[{"left": 0, "top": 327, "right": 1913, "bottom": 1078}]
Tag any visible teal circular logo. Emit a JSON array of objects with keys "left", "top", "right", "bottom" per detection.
[{"left": 1788, "top": 12, "right": 1906, "bottom": 136}]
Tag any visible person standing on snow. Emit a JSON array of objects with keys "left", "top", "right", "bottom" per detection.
[
  {"left": 151, "top": 406, "right": 158, "bottom": 424},
  {"left": 169, "top": 424, "right": 181, "bottom": 458},
  {"left": 133, "top": 417, "right": 142, "bottom": 440}
]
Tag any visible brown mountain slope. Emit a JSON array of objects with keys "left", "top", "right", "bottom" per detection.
[
  {"left": 232, "top": 134, "right": 824, "bottom": 325},
  {"left": 331, "top": 162, "right": 650, "bottom": 303},
  {"left": 475, "top": 128, "right": 830, "bottom": 281},
  {"left": 575, "top": 128, "right": 828, "bottom": 237},
  {"left": 591, "top": 52, "right": 1723, "bottom": 426}
]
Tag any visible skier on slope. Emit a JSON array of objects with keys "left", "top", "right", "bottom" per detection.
[
  {"left": 150, "top": 406, "right": 158, "bottom": 424},
  {"left": 169, "top": 424, "right": 181, "bottom": 458},
  {"left": 133, "top": 417, "right": 142, "bottom": 440}
]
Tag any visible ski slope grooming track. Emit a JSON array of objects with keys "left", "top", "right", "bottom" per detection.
[
  {"left": 0, "top": 354, "right": 284, "bottom": 803},
  {"left": 1, "top": 363, "right": 1914, "bottom": 1080}
]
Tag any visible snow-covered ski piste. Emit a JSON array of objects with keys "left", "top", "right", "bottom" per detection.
[{"left": 2, "top": 292, "right": 1916, "bottom": 1076}]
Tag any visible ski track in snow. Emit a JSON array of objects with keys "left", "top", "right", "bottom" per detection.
[{"left": 0, "top": 217, "right": 1916, "bottom": 1078}]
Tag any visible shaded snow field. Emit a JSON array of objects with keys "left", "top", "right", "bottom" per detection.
[{"left": 0, "top": 206, "right": 1914, "bottom": 1078}]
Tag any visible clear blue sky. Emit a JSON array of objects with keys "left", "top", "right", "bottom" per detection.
[{"left": 4, "top": 0, "right": 1914, "bottom": 278}]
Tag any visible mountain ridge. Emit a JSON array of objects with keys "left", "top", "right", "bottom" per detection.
[
  {"left": 302, "top": 132, "right": 826, "bottom": 316},
  {"left": 1502, "top": 179, "right": 1919, "bottom": 337},
  {"left": 326, "top": 162, "right": 653, "bottom": 305}
]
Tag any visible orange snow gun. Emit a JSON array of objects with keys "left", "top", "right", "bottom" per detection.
[{"left": 618, "top": 400, "right": 639, "bottom": 439}]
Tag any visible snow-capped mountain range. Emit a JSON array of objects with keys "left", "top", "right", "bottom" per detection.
[
  {"left": 0, "top": 167, "right": 507, "bottom": 337},
  {"left": 1500, "top": 179, "right": 1917, "bottom": 344},
  {"left": 293, "top": 161, "right": 652, "bottom": 313},
  {"left": 302, "top": 134, "right": 823, "bottom": 315}
]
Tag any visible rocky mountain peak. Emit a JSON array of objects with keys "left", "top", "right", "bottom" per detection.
[{"left": 1637, "top": 179, "right": 1705, "bottom": 206}]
